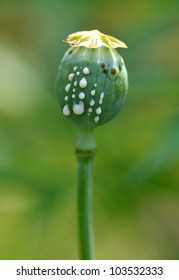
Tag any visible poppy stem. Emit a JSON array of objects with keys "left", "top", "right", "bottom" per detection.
[{"left": 75, "top": 129, "right": 96, "bottom": 260}]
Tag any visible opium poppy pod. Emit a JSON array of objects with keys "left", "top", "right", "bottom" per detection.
[
  {"left": 55, "top": 31, "right": 129, "bottom": 259},
  {"left": 56, "top": 30, "right": 128, "bottom": 130}
]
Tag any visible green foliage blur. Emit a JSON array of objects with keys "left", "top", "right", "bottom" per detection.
[{"left": 0, "top": 0, "right": 178, "bottom": 259}]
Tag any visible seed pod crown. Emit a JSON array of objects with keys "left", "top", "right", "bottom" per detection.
[{"left": 56, "top": 30, "right": 128, "bottom": 129}]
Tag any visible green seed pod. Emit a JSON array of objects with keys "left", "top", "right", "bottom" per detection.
[{"left": 56, "top": 30, "right": 128, "bottom": 130}]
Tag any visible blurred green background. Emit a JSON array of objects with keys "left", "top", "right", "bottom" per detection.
[{"left": 0, "top": 0, "right": 179, "bottom": 260}]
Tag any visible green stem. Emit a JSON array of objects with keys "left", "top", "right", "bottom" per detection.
[{"left": 75, "top": 129, "right": 96, "bottom": 260}]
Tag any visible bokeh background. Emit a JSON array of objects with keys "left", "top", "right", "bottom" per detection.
[{"left": 0, "top": 0, "right": 178, "bottom": 259}]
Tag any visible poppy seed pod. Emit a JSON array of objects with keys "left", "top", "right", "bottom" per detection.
[{"left": 56, "top": 30, "right": 128, "bottom": 130}]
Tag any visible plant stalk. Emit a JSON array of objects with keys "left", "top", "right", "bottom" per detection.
[{"left": 75, "top": 129, "right": 96, "bottom": 260}]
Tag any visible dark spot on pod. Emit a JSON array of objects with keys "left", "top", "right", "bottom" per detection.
[
  {"left": 103, "top": 68, "right": 108, "bottom": 74},
  {"left": 69, "top": 50, "right": 73, "bottom": 54},
  {"left": 118, "top": 64, "right": 122, "bottom": 71},
  {"left": 100, "top": 63, "right": 105, "bottom": 68},
  {"left": 111, "top": 68, "right": 117, "bottom": 75}
]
